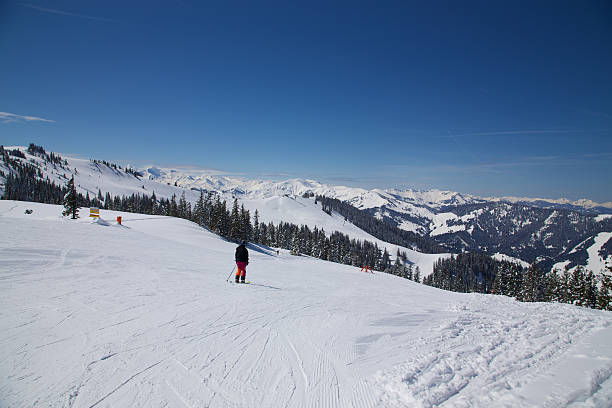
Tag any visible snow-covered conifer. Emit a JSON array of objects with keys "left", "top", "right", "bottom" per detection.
[
  {"left": 598, "top": 268, "right": 612, "bottom": 310},
  {"left": 193, "top": 191, "right": 205, "bottom": 226},
  {"left": 62, "top": 176, "right": 79, "bottom": 219},
  {"left": 253, "top": 209, "right": 260, "bottom": 242}
]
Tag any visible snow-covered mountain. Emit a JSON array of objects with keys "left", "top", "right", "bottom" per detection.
[
  {"left": 2, "top": 200, "right": 612, "bottom": 407},
  {"left": 0, "top": 146, "right": 447, "bottom": 275},
  {"left": 2, "top": 144, "right": 611, "bottom": 275},
  {"left": 142, "top": 164, "right": 612, "bottom": 274},
  {"left": 488, "top": 195, "right": 612, "bottom": 212},
  {"left": 143, "top": 165, "right": 486, "bottom": 212},
  {"left": 143, "top": 164, "right": 612, "bottom": 213}
]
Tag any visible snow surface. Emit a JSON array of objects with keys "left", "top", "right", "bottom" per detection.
[
  {"left": 0, "top": 147, "right": 447, "bottom": 275},
  {"left": 429, "top": 211, "right": 483, "bottom": 238},
  {"left": 492, "top": 253, "right": 531, "bottom": 268},
  {"left": 2, "top": 200, "right": 612, "bottom": 408},
  {"left": 429, "top": 213, "right": 465, "bottom": 237},
  {"left": 585, "top": 232, "right": 612, "bottom": 275}
]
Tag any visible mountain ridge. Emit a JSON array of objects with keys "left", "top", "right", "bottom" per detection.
[
  {"left": 141, "top": 164, "right": 612, "bottom": 213},
  {"left": 140, "top": 164, "right": 612, "bottom": 273}
]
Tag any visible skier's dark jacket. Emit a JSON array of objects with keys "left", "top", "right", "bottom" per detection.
[{"left": 235, "top": 244, "right": 249, "bottom": 264}]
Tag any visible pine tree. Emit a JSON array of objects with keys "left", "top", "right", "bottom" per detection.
[
  {"left": 290, "top": 229, "right": 300, "bottom": 255},
  {"left": 584, "top": 271, "right": 598, "bottom": 309},
  {"left": 267, "top": 223, "right": 276, "bottom": 247},
  {"left": 178, "top": 192, "right": 188, "bottom": 219},
  {"left": 259, "top": 223, "right": 268, "bottom": 246},
  {"left": 559, "top": 268, "right": 572, "bottom": 303},
  {"left": 392, "top": 249, "right": 402, "bottom": 276},
  {"left": 253, "top": 209, "right": 260, "bottom": 242},
  {"left": 62, "top": 176, "right": 79, "bottom": 219},
  {"left": 219, "top": 200, "right": 230, "bottom": 237},
  {"left": 378, "top": 249, "right": 391, "bottom": 272},
  {"left": 193, "top": 191, "right": 205, "bottom": 226},
  {"left": 151, "top": 191, "right": 158, "bottom": 215},
  {"left": 413, "top": 266, "right": 421, "bottom": 283},
  {"left": 169, "top": 194, "right": 178, "bottom": 217},
  {"left": 571, "top": 266, "right": 586, "bottom": 305},
  {"left": 230, "top": 199, "right": 241, "bottom": 242},
  {"left": 104, "top": 192, "right": 112, "bottom": 210},
  {"left": 510, "top": 265, "right": 524, "bottom": 301},
  {"left": 404, "top": 264, "right": 412, "bottom": 280},
  {"left": 598, "top": 268, "right": 612, "bottom": 311},
  {"left": 240, "top": 204, "right": 252, "bottom": 242},
  {"left": 522, "top": 264, "right": 537, "bottom": 302},
  {"left": 545, "top": 271, "right": 560, "bottom": 302}
]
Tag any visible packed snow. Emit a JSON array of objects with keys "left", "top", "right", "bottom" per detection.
[{"left": 2, "top": 200, "right": 612, "bottom": 408}]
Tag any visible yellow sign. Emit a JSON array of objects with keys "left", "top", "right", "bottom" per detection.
[{"left": 90, "top": 207, "right": 100, "bottom": 218}]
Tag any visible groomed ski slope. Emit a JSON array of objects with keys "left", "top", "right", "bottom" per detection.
[{"left": 1, "top": 200, "right": 612, "bottom": 408}]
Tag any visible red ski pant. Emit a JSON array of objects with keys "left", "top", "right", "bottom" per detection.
[{"left": 236, "top": 262, "right": 247, "bottom": 278}]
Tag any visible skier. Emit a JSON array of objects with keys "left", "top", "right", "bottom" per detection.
[{"left": 235, "top": 241, "right": 249, "bottom": 283}]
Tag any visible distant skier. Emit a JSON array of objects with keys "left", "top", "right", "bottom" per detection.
[{"left": 235, "top": 241, "right": 249, "bottom": 283}]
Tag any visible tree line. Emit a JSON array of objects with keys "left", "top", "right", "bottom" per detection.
[{"left": 425, "top": 253, "right": 611, "bottom": 310}]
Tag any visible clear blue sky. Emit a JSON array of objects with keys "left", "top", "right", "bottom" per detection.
[{"left": 1, "top": 1, "right": 611, "bottom": 201}]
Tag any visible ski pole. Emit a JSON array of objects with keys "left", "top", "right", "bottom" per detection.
[{"left": 226, "top": 265, "right": 236, "bottom": 282}]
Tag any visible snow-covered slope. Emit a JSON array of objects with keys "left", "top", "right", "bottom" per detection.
[
  {"left": 139, "top": 163, "right": 612, "bottom": 271},
  {"left": 1, "top": 200, "right": 612, "bottom": 407},
  {"left": 1, "top": 146, "right": 204, "bottom": 204},
  {"left": 554, "top": 232, "right": 612, "bottom": 275},
  {"left": 0, "top": 146, "right": 446, "bottom": 274},
  {"left": 237, "top": 195, "right": 446, "bottom": 277},
  {"left": 3, "top": 145, "right": 611, "bottom": 274}
]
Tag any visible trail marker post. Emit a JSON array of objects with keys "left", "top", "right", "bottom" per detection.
[{"left": 89, "top": 207, "right": 100, "bottom": 219}]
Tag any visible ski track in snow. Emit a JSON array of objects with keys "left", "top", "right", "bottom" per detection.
[{"left": 1, "top": 200, "right": 612, "bottom": 407}]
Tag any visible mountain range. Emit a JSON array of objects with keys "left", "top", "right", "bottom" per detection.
[
  {"left": 1, "top": 145, "right": 611, "bottom": 276},
  {"left": 142, "top": 164, "right": 612, "bottom": 274}
]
